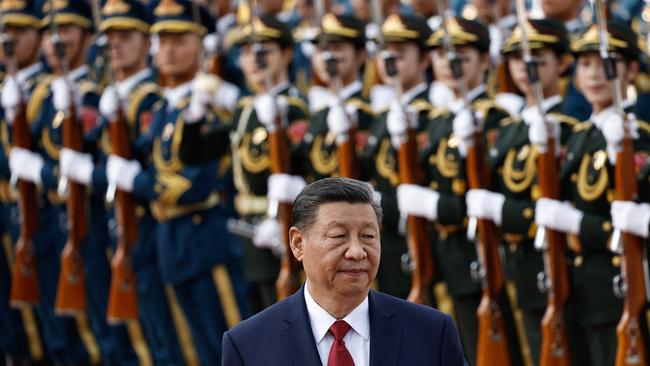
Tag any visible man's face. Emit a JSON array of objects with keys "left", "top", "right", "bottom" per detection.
[
  {"left": 155, "top": 32, "right": 201, "bottom": 77},
  {"left": 43, "top": 24, "right": 89, "bottom": 71},
  {"left": 508, "top": 48, "right": 566, "bottom": 96},
  {"left": 432, "top": 45, "right": 487, "bottom": 93},
  {"left": 107, "top": 29, "right": 150, "bottom": 72},
  {"left": 350, "top": 0, "right": 370, "bottom": 21},
  {"left": 4, "top": 25, "right": 41, "bottom": 69},
  {"left": 312, "top": 41, "right": 364, "bottom": 85},
  {"left": 240, "top": 41, "right": 290, "bottom": 90},
  {"left": 259, "top": 0, "right": 284, "bottom": 15},
  {"left": 541, "top": 0, "right": 580, "bottom": 20},
  {"left": 470, "top": 0, "right": 509, "bottom": 23},
  {"left": 291, "top": 202, "right": 381, "bottom": 300},
  {"left": 378, "top": 42, "right": 429, "bottom": 91},
  {"left": 411, "top": 0, "right": 436, "bottom": 17},
  {"left": 575, "top": 51, "right": 636, "bottom": 109}
]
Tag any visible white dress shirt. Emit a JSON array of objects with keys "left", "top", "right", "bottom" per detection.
[{"left": 304, "top": 283, "right": 370, "bottom": 366}]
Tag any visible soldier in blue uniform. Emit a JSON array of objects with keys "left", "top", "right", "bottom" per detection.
[
  {"left": 534, "top": 21, "right": 650, "bottom": 366},
  {"left": 6, "top": 0, "right": 114, "bottom": 363},
  {"left": 105, "top": 1, "right": 251, "bottom": 363},
  {"left": 0, "top": 1, "right": 48, "bottom": 363},
  {"left": 58, "top": 0, "right": 185, "bottom": 364}
]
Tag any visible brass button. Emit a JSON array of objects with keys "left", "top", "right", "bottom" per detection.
[
  {"left": 612, "top": 256, "right": 621, "bottom": 267},
  {"left": 523, "top": 208, "right": 533, "bottom": 220},
  {"left": 192, "top": 214, "right": 203, "bottom": 225},
  {"left": 602, "top": 221, "right": 612, "bottom": 232},
  {"left": 136, "top": 206, "right": 146, "bottom": 218},
  {"left": 574, "top": 256, "right": 583, "bottom": 267},
  {"left": 509, "top": 243, "right": 517, "bottom": 253}
]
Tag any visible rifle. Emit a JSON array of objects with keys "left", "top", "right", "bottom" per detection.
[
  {"left": 590, "top": 0, "right": 649, "bottom": 363},
  {"left": 51, "top": 0, "right": 87, "bottom": 314},
  {"left": 91, "top": 0, "right": 139, "bottom": 323},
  {"left": 313, "top": 0, "right": 358, "bottom": 178},
  {"left": 490, "top": 0, "right": 519, "bottom": 95},
  {"left": 510, "top": 0, "right": 572, "bottom": 363},
  {"left": 245, "top": 0, "right": 299, "bottom": 299},
  {"left": 2, "top": 30, "right": 40, "bottom": 306},
  {"left": 434, "top": 0, "right": 511, "bottom": 362},
  {"left": 371, "top": 0, "right": 433, "bottom": 305}
]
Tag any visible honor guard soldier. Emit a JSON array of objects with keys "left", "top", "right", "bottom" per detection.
[
  {"left": 0, "top": 0, "right": 47, "bottom": 363},
  {"left": 397, "top": 16, "right": 522, "bottom": 365},
  {"left": 303, "top": 12, "right": 374, "bottom": 182},
  {"left": 57, "top": 0, "right": 186, "bottom": 364},
  {"left": 105, "top": 0, "right": 251, "bottom": 363},
  {"left": 534, "top": 20, "right": 650, "bottom": 366},
  {"left": 359, "top": 14, "right": 433, "bottom": 299},
  {"left": 7, "top": 0, "right": 135, "bottom": 363},
  {"left": 468, "top": 18, "right": 591, "bottom": 365}
]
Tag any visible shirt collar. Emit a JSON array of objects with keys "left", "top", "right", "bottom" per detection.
[
  {"left": 304, "top": 282, "right": 370, "bottom": 344},
  {"left": 565, "top": 18, "right": 584, "bottom": 34},
  {"left": 520, "top": 95, "right": 563, "bottom": 124},
  {"left": 400, "top": 82, "right": 428, "bottom": 105},
  {"left": 115, "top": 68, "right": 152, "bottom": 98},
  {"left": 16, "top": 63, "right": 43, "bottom": 86},
  {"left": 449, "top": 84, "right": 487, "bottom": 113},
  {"left": 164, "top": 81, "right": 193, "bottom": 110},
  {"left": 590, "top": 99, "right": 635, "bottom": 130},
  {"left": 68, "top": 65, "right": 89, "bottom": 82},
  {"left": 268, "top": 80, "right": 291, "bottom": 97},
  {"left": 339, "top": 80, "right": 362, "bottom": 101}
]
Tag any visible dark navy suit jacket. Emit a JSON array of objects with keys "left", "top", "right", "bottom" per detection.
[{"left": 222, "top": 286, "right": 467, "bottom": 365}]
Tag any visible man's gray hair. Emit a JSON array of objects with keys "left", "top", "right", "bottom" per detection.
[{"left": 292, "top": 177, "right": 383, "bottom": 232}]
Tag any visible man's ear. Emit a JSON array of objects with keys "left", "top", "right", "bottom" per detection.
[{"left": 289, "top": 227, "right": 305, "bottom": 262}]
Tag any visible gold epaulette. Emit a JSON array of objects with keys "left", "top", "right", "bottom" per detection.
[
  {"left": 78, "top": 79, "right": 100, "bottom": 96},
  {"left": 428, "top": 107, "right": 451, "bottom": 120},
  {"left": 127, "top": 82, "right": 160, "bottom": 126},
  {"left": 635, "top": 72, "right": 650, "bottom": 93},
  {"left": 346, "top": 98, "right": 375, "bottom": 117},
  {"left": 548, "top": 112, "right": 579, "bottom": 127},
  {"left": 572, "top": 121, "right": 593, "bottom": 132},
  {"left": 472, "top": 98, "right": 505, "bottom": 117},
  {"left": 286, "top": 96, "right": 309, "bottom": 116},
  {"left": 499, "top": 116, "right": 518, "bottom": 127},
  {"left": 237, "top": 96, "right": 254, "bottom": 108},
  {"left": 637, "top": 119, "right": 650, "bottom": 134},
  {"left": 27, "top": 75, "right": 55, "bottom": 123},
  {"left": 409, "top": 99, "right": 433, "bottom": 113}
]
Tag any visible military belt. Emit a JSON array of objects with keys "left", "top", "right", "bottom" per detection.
[{"left": 151, "top": 192, "right": 220, "bottom": 221}]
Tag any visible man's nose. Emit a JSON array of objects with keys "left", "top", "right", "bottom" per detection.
[{"left": 345, "top": 237, "right": 367, "bottom": 261}]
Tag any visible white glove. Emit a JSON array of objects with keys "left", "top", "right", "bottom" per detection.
[
  {"left": 327, "top": 104, "right": 352, "bottom": 137},
  {"left": 611, "top": 201, "right": 650, "bottom": 238},
  {"left": 253, "top": 218, "right": 285, "bottom": 255},
  {"left": 9, "top": 147, "right": 43, "bottom": 186},
  {"left": 106, "top": 155, "right": 142, "bottom": 192},
  {"left": 59, "top": 148, "right": 94, "bottom": 185},
  {"left": 203, "top": 33, "right": 220, "bottom": 54},
  {"left": 386, "top": 101, "right": 417, "bottom": 147},
  {"left": 1, "top": 77, "right": 21, "bottom": 124},
  {"left": 99, "top": 85, "right": 120, "bottom": 120},
  {"left": 535, "top": 198, "right": 583, "bottom": 235},
  {"left": 254, "top": 94, "right": 287, "bottom": 132},
  {"left": 51, "top": 77, "right": 73, "bottom": 112},
  {"left": 466, "top": 189, "right": 505, "bottom": 225},
  {"left": 397, "top": 184, "right": 440, "bottom": 221},
  {"left": 186, "top": 75, "right": 217, "bottom": 124},
  {"left": 215, "top": 80, "right": 240, "bottom": 111},
  {"left": 525, "top": 109, "right": 561, "bottom": 156},
  {"left": 370, "top": 85, "right": 396, "bottom": 113},
  {"left": 494, "top": 92, "right": 525, "bottom": 117},
  {"left": 452, "top": 108, "right": 476, "bottom": 141},
  {"left": 267, "top": 173, "right": 306, "bottom": 204},
  {"left": 428, "top": 81, "right": 454, "bottom": 109},
  {"left": 601, "top": 112, "right": 638, "bottom": 164}
]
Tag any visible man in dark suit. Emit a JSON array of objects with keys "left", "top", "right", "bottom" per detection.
[{"left": 222, "top": 177, "right": 467, "bottom": 365}]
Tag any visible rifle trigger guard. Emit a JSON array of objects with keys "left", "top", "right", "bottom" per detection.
[
  {"left": 537, "top": 271, "right": 550, "bottom": 294},
  {"left": 400, "top": 252, "right": 414, "bottom": 274},
  {"left": 612, "top": 274, "right": 627, "bottom": 299},
  {"left": 469, "top": 260, "right": 484, "bottom": 283}
]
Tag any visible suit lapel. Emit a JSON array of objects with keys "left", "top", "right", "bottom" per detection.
[
  {"left": 369, "top": 291, "right": 401, "bottom": 366},
  {"left": 281, "top": 286, "right": 323, "bottom": 366}
]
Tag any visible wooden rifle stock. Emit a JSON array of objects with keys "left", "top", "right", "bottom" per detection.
[
  {"left": 337, "top": 129, "right": 358, "bottom": 179},
  {"left": 208, "top": 54, "right": 222, "bottom": 78},
  {"left": 106, "top": 109, "right": 139, "bottom": 323},
  {"left": 614, "top": 134, "right": 647, "bottom": 366},
  {"left": 537, "top": 138, "right": 571, "bottom": 366},
  {"left": 54, "top": 104, "right": 87, "bottom": 315},
  {"left": 466, "top": 132, "right": 511, "bottom": 366},
  {"left": 9, "top": 100, "right": 40, "bottom": 306},
  {"left": 270, "top": 115, "right": 300, "bottom": 300},
  {"left": 397, "top": 128, "right": 433, "bottom": 305}
]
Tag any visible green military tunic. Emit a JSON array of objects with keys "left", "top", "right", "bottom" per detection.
[
  {"left": 559, "top": 104, "right": 650, "bottom": 366},
  {"left": 230, "top": 82, "right": 309, "bottom": 310},
  {"left": 359, "top": 82, "right": 434, "bottom": 299},
  {"left": 303, "top": 82, "right": 375, "bottom": 181}
]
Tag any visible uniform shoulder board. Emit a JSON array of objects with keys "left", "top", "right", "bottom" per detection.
[
  {"left": 472, "top": 98, "right": 504, "bottom": 117},
  {"left": 78, "top": 80, "right": 101, "bottom": 96},
  {"left": 409, "top": 99, "right": 433, "bottom": 113},
  {"left": 27, "top": 75, "right": 56, "bottom": 122},
  {"left": 286, "top": 96, "right": 309, "bottom": 116},
  {"left": 499, "top": 116, "right": 518, "bottom": 127},
  {"left": 237, "top": 96, "right": 254, "bottom": 108},
  {"left": 128, "top": 82, "right": 161, "bottom": 124},
  {"left": 572, "top": 121, "right": 593, "bottom": 132},
  {"left": 548, "top": 112, "right": 579, "bottom": 126},
  {"left": 346, "top": 98, "right": 375, "bottom": 117},
  {"left": 637, "top": 119, "right": 650, "bottom": 134},
  {"left": 428, "top": 106, "right": 450, "bottom": 120}
]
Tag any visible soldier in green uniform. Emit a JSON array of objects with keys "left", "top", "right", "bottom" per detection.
[
  {"left": 534, "top": 21, "right": 650, "bottom": 366},
  {"left": 466, "top": 17, "right": 591, "bottom": 365},
  {"left": 395, "top": 16, "right": 521, "bottom": 365},
  {"left": 303, "top": 12, "right": 375, "bottom": 182},
  {"left": 359, "top": 14, "right": 433, "bottom": 299}
]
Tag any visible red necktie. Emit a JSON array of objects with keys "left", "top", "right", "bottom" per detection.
[{"left": 327, "top": 320, "right": 355, "bottom": 366}]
